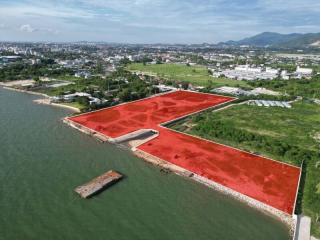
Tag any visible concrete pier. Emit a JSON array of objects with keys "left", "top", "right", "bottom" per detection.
[{"left": 75, "top": 170, "right": 122, "bottom": 198}]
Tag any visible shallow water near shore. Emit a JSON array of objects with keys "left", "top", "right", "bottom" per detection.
[{"left": 0, "top": 87, "right": 290, "bottom": 240}]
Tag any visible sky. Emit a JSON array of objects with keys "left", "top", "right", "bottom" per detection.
[{"left": 0, "top": 0, "right": 320, "bottom": 43}]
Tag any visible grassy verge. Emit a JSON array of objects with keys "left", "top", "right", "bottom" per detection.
[
  {"left": 59, "top": 102, "right": 86, "bottom": 111},
  {"left": 168, "top": 101, "right": 320, "bottom": 237},
  {"left": 127, "top": 63, "right": 249, "bottom": 88}
]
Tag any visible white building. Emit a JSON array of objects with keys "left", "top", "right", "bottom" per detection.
[
  {"left": 296, "top": 66, "right": 313, "bottom": 75},
  {"left": 294, "top": 66, "right": 313, "bottom": 79},
  {"left": 215, "top": 65, "right": 279, "bottom": 81},
  {"left": 235, "top": 65, "right": 262, "bottom": 73},
  {"left": 63, "top": 92, "right": 91, "bottom": 101},
  {"left": 89, "top": 97, "right": 102, "bottom": 105},
  {"left": 212, "top": 86, "right": 252, "bottom": 96},
  {"left": 74, "top": 71, "right": 91, "bottom": 79},
  {"left": 281, "top": 70, "right": 290, "bottom": 80},
  {"left": 265, "top": 67, "right": 279, "bottom": 74},
  {"left": 53, "top": 92, "right": 103, "bottom": 106},
  {"left": 154, "top": 84, "right": 177, "bottom": 92},
  {"left": 212, "top": 86, "right": 281, "bottom": 97}
]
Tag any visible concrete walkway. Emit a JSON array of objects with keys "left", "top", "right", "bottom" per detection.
[{"left": 295, "top": 215, "right": 311, "bottom": 240}]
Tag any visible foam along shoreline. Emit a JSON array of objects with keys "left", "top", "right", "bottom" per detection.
[
  {"left": 63, "top": 117, "right": 296, "bottom": 235},
  {"left": 1, "top": 86, "right": 80, "bottom": 113}
]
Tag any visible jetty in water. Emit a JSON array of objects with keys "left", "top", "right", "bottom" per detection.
[{"left": 75, "top": 170, "right": 122, "bottom": 198}]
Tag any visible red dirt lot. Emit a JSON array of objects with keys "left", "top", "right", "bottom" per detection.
[
  {"left": 138, "top": 128, "right": 300, "bottom": 215},
  {"left": 67, "top": 90, "right": 301, "bottom": 215},
  {"left": 67, "top": 91, "right": 233, "bottom": 138}
]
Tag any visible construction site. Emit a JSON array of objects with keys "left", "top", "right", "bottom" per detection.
[{"left": 64, "top": 90, "right": 301, "bottom": 232}]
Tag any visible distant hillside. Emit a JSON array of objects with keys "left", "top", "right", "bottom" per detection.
[{"left": 220, "top": 32, "right": 320, "bottom": 48}]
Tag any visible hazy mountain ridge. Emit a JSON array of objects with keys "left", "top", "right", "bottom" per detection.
[{"left": 220, "top": 32, "right": 320, "bottom": 48}]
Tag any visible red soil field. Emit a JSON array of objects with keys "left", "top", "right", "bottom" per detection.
[
  {"left": 68, "top": 91, "right": 233, "bottom": 138},
  {"left": 138, "top": 128, "right": 300, "bottom": 215},
  {"left": 68, "top": 90, "right": 301, "bottom": 215}
]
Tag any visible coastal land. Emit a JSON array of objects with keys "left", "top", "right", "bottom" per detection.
[
  {"left": 63, "top": 90, "right": 301, "bottom": 235},
  {"left": 0, "top": 86, "right": 291, "bottom": 240}
]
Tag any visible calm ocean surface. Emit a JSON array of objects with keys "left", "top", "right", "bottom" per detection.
[{"left": 0, "top": 87, "right": 290, "bottom": 240}]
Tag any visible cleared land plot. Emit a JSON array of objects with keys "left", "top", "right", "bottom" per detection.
[
  {"left": 67, "top": 91, "right": 233, "bottom": 138},
  {"left": 139, "top": 128, "right": 300, "bottom": 215},
  {"left": 169, "top": 100, "right": 320, "bottom": 237},
  {"left": 127, "top": 63, "right": 249, "bottom": 87},
  {"left": 67, "top": 90, "right": 300, "bottom": 215}
]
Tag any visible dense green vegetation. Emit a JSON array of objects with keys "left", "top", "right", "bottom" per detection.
[
  {"left": 36, "top": 69, "right": 158, "bottom": 112},
  {"left": 127, "top": 63, "right": 249, "bottom": 88},
  {"left": 0, "top": 60, "right": 158, "bottom": 112},
  {"left": 169, "top": 101, "right": 320, "bottom": 237},
  {"left": 0, "top": 61, "right": 72, "bottom": 81},
  {"left": 248, "top": 75, "right": 320, "bottom": 99}
]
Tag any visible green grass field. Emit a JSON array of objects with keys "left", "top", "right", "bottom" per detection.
[
  {"left": 204, "top": 101, "right": 320, "bottom": 152},
  {"left": 168, "top": 101, "right": 320, "bottom": 237},
  {"left": 127, "top": 63, "right": 249, "bottom": 88}
]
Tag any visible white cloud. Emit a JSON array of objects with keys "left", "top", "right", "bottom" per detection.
[
  {"left": 1, "top": 0, "right": 320, "bottom": 43},
  {"left": 19, "top": 24, "right": 59, "bottom": 34},
  {"left": 20, "top": 24, "right": 36, "bottom": 32}
]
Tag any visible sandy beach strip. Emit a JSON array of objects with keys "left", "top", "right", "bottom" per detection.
[{"left": 33, "top": 98, "right": 80, "bottom": 112}]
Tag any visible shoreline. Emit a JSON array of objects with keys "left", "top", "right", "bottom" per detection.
[
  {"left": 1, "top": 86, "right": 80, "bottom": 113},
  {"left": 132, "top": 149, "right": 296, "bottom": 232},
  {"left": 33, "top": 98, "right": 81, "bottom": 113},
  {"left": 1, "top": 85, "right": 50, "bottom": 97}
]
